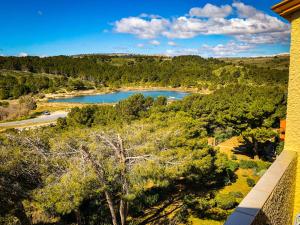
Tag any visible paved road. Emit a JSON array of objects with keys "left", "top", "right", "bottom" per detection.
[{"left": 0, "top": 111, "right": 68, "bottom": 128}]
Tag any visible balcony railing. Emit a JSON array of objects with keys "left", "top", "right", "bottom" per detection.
[{"left": 224, "top": 151, "right": 297, "bottom": 225}]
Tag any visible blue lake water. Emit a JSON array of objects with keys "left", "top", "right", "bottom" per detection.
[{"left": 48, "top": 90, "right": 189, "bottom": 104}]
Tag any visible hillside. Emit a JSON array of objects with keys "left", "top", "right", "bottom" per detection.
[{"left": 0, "top": 55, "right": 289, "bottom": 100}]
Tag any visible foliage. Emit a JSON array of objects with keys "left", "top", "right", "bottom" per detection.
[
  {"left": 0, "top": 101, "right": 9, "bottom": 107},
  {"left": 242, "top": 127, "right": 279, "bottom": 158},
  {"left": 246, "top": 178, "right": 256, "bottom": 187},
  {"left": 19, "top": 96, "right": 37, "bottom": 110},
  {"left": 0, "top": 96, "right": 37, "bottom": 121},
  {"left": 215, "top": 194, "right": 237, "bottom": 210},
  {"left": 228, "top": 191, "right": 244, "bottom": 198},
  {"left": 276, "top": 141, "right": 285, "bottom": 155},
  {"left": 0, "top": 54, "right": 288, "bottom": 99},
  {"left": 0, "top": 54, "right": 289, "bottom": 224},
  {"left": 239, "top": 160, "right": 258, "bottom": 169}
]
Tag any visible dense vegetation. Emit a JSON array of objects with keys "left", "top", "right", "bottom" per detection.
[
  {"left": 0, "top": 55, "right": 288, "bottom": 99},
  {"left": 1, "top": 84, "right": 286, "bottom": 225},
  {"left": 0, "top": 55, "right": 288, "bottom": 225}
]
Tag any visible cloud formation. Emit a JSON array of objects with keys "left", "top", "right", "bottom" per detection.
[
  {"left": 168, "top": 41, "right": 177, "bottom": 46},
  {"left": 18, "top": 52, "right": 28, "bottom": 57},
  {"left": 115, "top": 17, "right": 169, "bottom": 39},
  {"left": 149, "top": 40, "right": 160, "bottom": 46},
  {"left": 166, "top": 41, "right": 254, "bottom": 57},
  {"left": 189, "top": 3, "right": 232, "bottom": 18},
  {"left": 114, "top": 2, "right": 290, "bottom": 45}
]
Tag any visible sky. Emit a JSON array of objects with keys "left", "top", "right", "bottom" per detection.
[{"left": 0, "top": 0, "right": 291, "bottom": 57}]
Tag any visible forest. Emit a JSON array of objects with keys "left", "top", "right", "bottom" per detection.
[
  {"left": 0, "top": 55, "right": 288, "bottom": 99},
  {"left": 0, "top": 55, "right": 288, "bottom": 225}
]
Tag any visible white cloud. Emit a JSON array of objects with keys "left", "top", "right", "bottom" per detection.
[
  {"left": 165, "top": 48, "right": 200, "bottom": 56},
  {"left": 165, "top": 41, "right": 255, "bottom": 57},
  {"left": 114, "top": 17, "right": 169, "bottom": 39},
  {"left": 201, "top": 41, "right": 254, "bottom": 57},
  {"left": 114, "top": 2, "right": 290, "bottom": 45},
  {"left": 233, "top": 2, "right": 261, "bottom": 19},
  {"left": 168, "top": 41, "right": 177, "bottom": 46},
  {"left": 189, "top": 3, "right": 232, "bottom": 18},
  {"left": 18, "top": 52, "right": 28, "bottom": 57},
  {"left": 235, "top": 30, "right": 290, "bottom": 44},
  {"left": 149, "top": 40, "right": 160, "bottom": 46},
  {"left": 137, "top": 43, "right": 145, "bottom": 48}
]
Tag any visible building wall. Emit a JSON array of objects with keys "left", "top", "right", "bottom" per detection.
[{"left": 285, "top": 10, "right": 300, "bottom": 221}]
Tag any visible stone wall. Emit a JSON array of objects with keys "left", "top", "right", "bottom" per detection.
[{"left": 224, "top": 151, "right": 297, "bottom": 225}]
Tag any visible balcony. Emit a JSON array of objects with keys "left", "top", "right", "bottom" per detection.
[
  {"left": 225, "top": 0, "right": 300, "bottom": 224},
  {"left": 225, "top": 151, "right": 297, "bottom": 225}
]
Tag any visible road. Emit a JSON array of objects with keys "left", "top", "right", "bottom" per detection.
[{"left": 0, "top": 111, "right": 68, "bottom": 128}]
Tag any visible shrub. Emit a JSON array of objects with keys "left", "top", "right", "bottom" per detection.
[
  {"left": 247, "top": 178, "right": 256, "bottom": 187},
  {"left": 231, "top": 154, "right": 237, "bottom": 160},
  {"left": 239, "top": 160, "right": 257, "bottom": 169},
  {"left": 214, "top": 127, "right": 236, "bottom": 144},
  {"left": 19, "top": 96, "right": 37, "bottom": 110},
  {"left": 205, "top": 207, "right": 229, "bottom": 220},
  {"left": 215, "top": 194, "right": 237, "bottom": 210},
  {"left": 255, "top": 161, "right": 271, "bottom": 172},
  {"left": 0, "top": 101, "right": 9, "bottom": 107},
  {"left": 56, "top": 117, "right": 67, "bottom": 129},
  {"left": 275, "top": 141, "right": 284, "bottom": 156},
  {"left": 175, "top": 205, "right": 189, "bottom": 223},
  {"left": 227, "top": 160, "right": 239, "bottom": 172},
  {"left": 229, "top": 191, "right": 244, "bottom": 198}
]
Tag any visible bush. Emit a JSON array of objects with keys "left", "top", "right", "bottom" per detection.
[
  {"left": 0, "top": 101, "right": 9, "bottom": 107},
  {"left": 231, "top": 155, "right": 237, "bottom": 160},
  {"left": 276, "top": 141, "right": 284, "bottom": 156},
  {"left": 229, "top": 191, "right": 244, "bottom": 198},
  {"left": 214, "top": 127, "right": 236, "bottom": 144},
  {"left": 255, "top": 161, "right": 271, "bottom": 172},
  {"left": 205, "top": 207, "right": 229, "bottom": 220},
  {"left": 247, "top": 178, "right": 256, "bottom": 187},
  {"left": 56, "top": 117, "right": 67, "bottom": 129},
  {"left": 227, "top": 160, "right": 239, "bottom": 172},
  {"left": 215, "top": 194, "right": 237, "bottom": 210},
  {"left": 19, "top": 96, "right": 37, "bottom": 110},
  {"left": 239, "top": 160, "right": 257, "bottom": 169}
]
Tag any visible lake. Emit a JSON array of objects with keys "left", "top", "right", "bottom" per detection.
[{"left": 48, "top": 90, "right": 189, "bottom": 104}]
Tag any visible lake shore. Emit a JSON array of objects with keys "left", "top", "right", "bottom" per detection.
[{"left": 43, "top": 86, "right": 211, "bottom": 101}]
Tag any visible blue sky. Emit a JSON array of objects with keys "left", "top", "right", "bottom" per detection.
[{"left": 0, "top": 0, "right": 290, "bottom": 57}]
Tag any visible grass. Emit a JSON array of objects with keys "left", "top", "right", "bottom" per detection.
[
  {"left": 220, "top": 168, "right": 259, "bottom": 196},
  {"left": 217, "top": 136, "right": 266, "bottom": 196},
  {"left": 188, "top": 217, "right": 224, "bottom": 225},
  {"left": 0, "top": 121, "right": 55, "bottom": 132},
  {"left": 35, "top": 102, "right": 84, "bottom": 112}
]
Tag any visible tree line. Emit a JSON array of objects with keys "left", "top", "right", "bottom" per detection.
[{"left": 0, "top": 55, "right": 288, "bottom": 99}]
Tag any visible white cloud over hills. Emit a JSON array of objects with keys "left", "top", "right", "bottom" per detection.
[
  {"left": 114, "top": 1, "right": 290, "bottom": 56},
  {"left": 166, "top": 41, "right": 254, "bottom": 57}
]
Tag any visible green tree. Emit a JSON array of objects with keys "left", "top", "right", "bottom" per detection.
[{"left": 242, "top": 127, "right": 278, "bottom": 158}]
